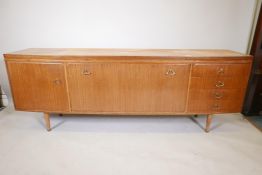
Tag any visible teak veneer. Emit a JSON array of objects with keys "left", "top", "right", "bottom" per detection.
[{"left": 4, "top": 48, "right": 253, "bottom": 132}]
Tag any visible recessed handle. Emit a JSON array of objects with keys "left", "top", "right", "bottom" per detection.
[
  {"left": 166, "top": 69, "right": 176, "bottom": 76},
  {"left": 82, "top": 70, "right": 92, "bottom": 75},
  {"left": 216, "top": 81, "right": 224, "bottom": 88}
]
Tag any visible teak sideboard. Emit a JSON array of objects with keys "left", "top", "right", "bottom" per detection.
[{"left": 4, "top": 48, "right": 253, "bottom": 132}]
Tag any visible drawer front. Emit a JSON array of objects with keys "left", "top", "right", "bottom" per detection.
[
  {"left": 192, "top": 64, "right": 251, "bottom": 77},
  {"left": 188, "top": 100, "right": 244, "bottom": 113},
  {"left": 188, "top": 89, "right": 245, "bottom": 113},
  {"left": 188, "top": 89, "right": 245, "bottom": 101},
  {"left": 190, "top": 76, "right": 249, "bottom": 89}
]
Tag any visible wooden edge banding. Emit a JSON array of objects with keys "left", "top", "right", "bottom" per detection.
[
  {"left": 185, "top": 64, "right": 193, "bottom": 112},
  {"left": 63, "top": 63, "right": 72, "bottom": 112},
  {"left": 4, "top": 57, "right": 253, "bottom": 64}
]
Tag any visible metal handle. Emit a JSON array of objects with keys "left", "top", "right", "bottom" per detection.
[
  {"left": 166, "top": 69, "right": 176, "bottom": 76},
  {"left": 216, "top": 81, "right": 224, "bottom": 88},
  {"left": 217, "top": 68, "right": 224, "bottom": 74},
  {"left": 214, "top": 92, "right": 223, "bottom": 99},
  {"left": 82, "top": 70, "right": 92, "bottom": 75},
  {"left": 53, "top": 79, "right": 62, "bottom": 85},
  {"left": 212, "top": 104, "right": 220, "bottom": 110}
]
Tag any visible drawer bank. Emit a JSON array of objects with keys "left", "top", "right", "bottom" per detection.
[{"left": 4, "top": 48, "right": 252, "bottom": 132}]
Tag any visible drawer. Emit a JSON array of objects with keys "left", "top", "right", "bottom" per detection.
[
  {"left": 190, "top": 76, "right": 249, "bottom": 89},
  {"left": 188, "top": 100, "right": 244, "bottom": 113},
  {"left": 188, "top": 89, "right": 245, "bottom": 101},
  {"left": 191, "top": 64, "right": 251, "bottom": 77}
]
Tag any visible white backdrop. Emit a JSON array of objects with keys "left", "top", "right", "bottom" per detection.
[{"left": 0, "top": 0, "right": 257, "bottom": 99}]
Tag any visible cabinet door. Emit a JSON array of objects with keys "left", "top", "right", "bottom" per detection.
[
  {"left": 67, "top": 63, "right": 190, "bottom": 113},
  {"left": 7, "top": 62, "right": 69, "bottom": 112}
]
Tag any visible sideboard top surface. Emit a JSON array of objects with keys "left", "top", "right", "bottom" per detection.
[{"left": 4, "top": 48, "right": 252, "bottom": 62}]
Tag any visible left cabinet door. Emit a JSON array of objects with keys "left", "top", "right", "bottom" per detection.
[{"left": 6, "top": 62, "right": 69, "bottom": 112}]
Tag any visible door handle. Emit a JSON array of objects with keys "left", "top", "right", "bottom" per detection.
[
  {"left": 82, "top": 70, "right": 92, "bottom": 75},
  {"left": 166, "top": 69, "right": 176, "bottom": 76}
]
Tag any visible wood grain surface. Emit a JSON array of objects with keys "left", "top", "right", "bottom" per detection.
[
  {"left": 6, "top": 62, "right": 69, "bottom": 112},
  {"left": 4, "top": 49, "right": 252, "bottom": 115},
  {"left": 5, "top": 48, "right": 247, "bottom": 57},
  {"left": 67, "top": 63, "right": 190, "bottom": 113}
]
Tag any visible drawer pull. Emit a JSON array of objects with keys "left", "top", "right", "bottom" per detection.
[
  {"left": 214, "top": 92, "right": 223, "bottom": 99},
  {"left": 217, "top": 68, "right": 224, "bottom": 74},
  {"left": 83, "top": 70, "right": 92, "bottom": 75},
  {"left": 53, "top": 79, "right": 62, "bottom": 85},
  {"left": 212, "top": 104, "right": 220, "bottom": 110},
  {"left": 166, "top": 69, "right": 176, "bottom": 76},
  {"left": 216, "top": 81, "right": 224, "bottom": 88}
]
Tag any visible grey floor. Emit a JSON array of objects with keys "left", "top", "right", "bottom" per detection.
[{"left": 0, "top": 106, "right": 262, "bottom": 175}]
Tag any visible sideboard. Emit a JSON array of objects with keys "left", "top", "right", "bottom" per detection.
[{"left": 4, "top": 48, "right": 253, "bottom": 132}]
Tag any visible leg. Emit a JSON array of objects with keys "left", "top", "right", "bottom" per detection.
[
  {"left": 205, "top": 114, "right": 212, "bottom": 132},
  {"left": 59, "top": 113, "right": 63, "bottom": 116},
  {"left": 44, "top": 113, "right": 51, "bottom": 131},
  {"left": 194, "top": 114, "right": 198, "bottom": 118}
]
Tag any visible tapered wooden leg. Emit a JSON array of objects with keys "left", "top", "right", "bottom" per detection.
[
  {"left": 205, "top": 114, "right": 212, "bottom": 132},
  {"left": 44, "top": 113, "right": 51, "bottom": 131},
  {"left": 59, "top": 113, "right": 63, "bottom": 116}
]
